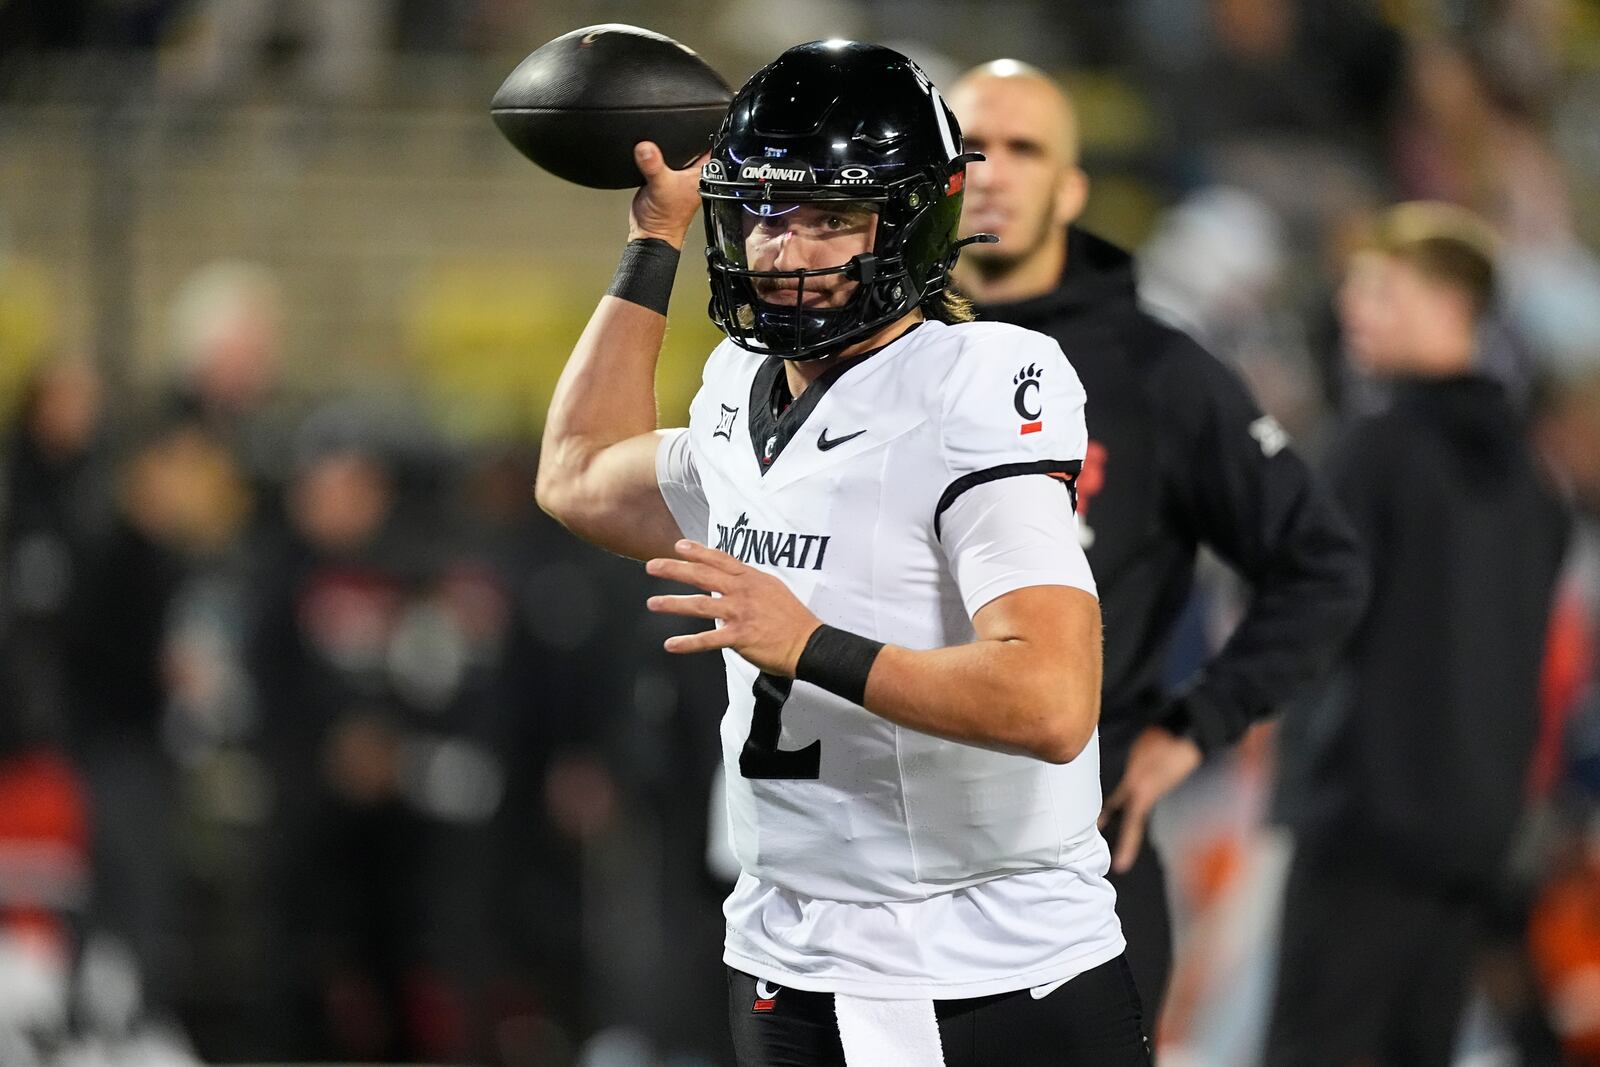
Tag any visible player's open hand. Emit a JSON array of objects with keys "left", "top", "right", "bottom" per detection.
[
  {"left": 645, "top": 540, "right": 821, "bottom": 676},
  {"left": 628, "top": 142, "right": 706, "bottom": 248},
  {"left": 1098, "top": 724, "right": 1202, "bottom": 873}
]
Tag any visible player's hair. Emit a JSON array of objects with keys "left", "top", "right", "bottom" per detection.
[
  {"left": 1368, "top": 201, "right": 1498, "bottom": 319},
  {"left": 925, "top": 283, "right": 976, "bottom": 324}
]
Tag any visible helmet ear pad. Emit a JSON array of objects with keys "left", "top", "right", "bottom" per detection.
[{"left": 885, "top": 177, "right": 965, "bottom": 306}]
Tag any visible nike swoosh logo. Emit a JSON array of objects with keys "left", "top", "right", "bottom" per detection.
[
  {"left": 756, "top": 980, "right": 782, "bottom": 1000},
  {"left": 817, "top": 428, "right": 866, "bottom": 451}
]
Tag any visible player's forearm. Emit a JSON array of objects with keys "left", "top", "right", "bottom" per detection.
[
  {"left": 536, "top": 294, "right": 667, "bottom": 513},
  {"left": 862, "top": 638, "right": 1100, "bottom": 764}
]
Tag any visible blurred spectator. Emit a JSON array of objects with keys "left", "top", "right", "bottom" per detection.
[
  {"left": 1138, "top": 186, "right": 1328, "bottom": 444},
  {"left": 246, "top": 423, "right": 585, "bottom": 1062},
  {"left": 1530, "top": 813, "right": 1600, "bottom": 1066},
  {"left": 162, "top": 0, "right": 398, "bottom": 102},
  {"left": 1267, "top": 202, "right": 1570, "bottom": 1067},
  {"left": 1525, "top": 366, "right": 1600, "bottom": 1063},
  {"left": 0, "top": 359, "right": 105, "bottom": 1056},
  {"left": 0, "top": 746, "right": 89, "bottom": 1058},
  {"left": 1149, "top": 0, "right": 1402, "bottom": 232},
  {"left": 950, "top": 62, "right": 1368, "bottom": 1027},
  {"left": 456, "top": 446, "right": 732, "bottom": 1063},
  {"left": 1394, "top": 37, "right": 1573, "bottom": 251},
  {"left": 248, "top": 430, "right": 419, "bottom": 1060},
  {"left": 68, "top": 420, "right": 251, "bottom": 1043},
  {"left": 1537, "top": 369, "right": 1600, "bottom": 516},
  {"left": 163, "top": 260, "right": 299, "bottom": 507},
  {"left": 0, "top": 359, "right": 112, "bottom": 754}
]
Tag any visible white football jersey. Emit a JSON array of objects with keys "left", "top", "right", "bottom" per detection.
[{"left": 658, "top": 318, "right": 1124, "bottom": 997}]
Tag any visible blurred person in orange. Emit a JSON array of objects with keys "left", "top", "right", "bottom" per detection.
[
  {"left": 1527, "top": 367, "right": 1600, "bottom": 1065},
  {"left": 1265, "top": 202, "right": 1570, "bottom": 1067},
  {"left": 1530, "top": 823, "right": 1600, "bottom": 1066}
]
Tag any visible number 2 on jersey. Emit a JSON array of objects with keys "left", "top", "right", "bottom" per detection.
[{"left": 739, "top": 672, "right": 821, "bottom": 779}]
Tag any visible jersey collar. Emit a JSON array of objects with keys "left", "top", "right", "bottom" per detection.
[{"left": 746, "top": 321, "right": 923, "bottom": 475}]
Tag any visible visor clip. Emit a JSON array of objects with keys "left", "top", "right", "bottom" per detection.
[
  {"left": 849, "top": 255, "right": 878, "bottom": 285},
  {"left": 953, "top": 233, "right": 999, "bottom": 250}
]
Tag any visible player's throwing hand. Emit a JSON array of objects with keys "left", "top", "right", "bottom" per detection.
[
  {"left": 628, "top": 141, "right": 706, "bottom": 247},
  {"left": 646, "top": 540, "right": 823, "bottom": 676}
]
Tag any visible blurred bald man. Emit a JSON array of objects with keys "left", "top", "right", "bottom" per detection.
[{"left": 950, "top": 62, "right": 1370, "bottom": 1022}]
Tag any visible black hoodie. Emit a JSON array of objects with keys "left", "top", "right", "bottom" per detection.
[
  {"left": 974, "top": 228, "right": 1370, "bottom": 786},
  {"left": 1290, "top": 374, "right": 1567, "bottom": 890}
]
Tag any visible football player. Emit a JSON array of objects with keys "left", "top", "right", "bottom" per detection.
[
  {"left": 947, "top": 62, "right": 1370, "bottom": 1021},
  {"left": 537, "top": 42, "right": 1149, "bottom": 1066}
]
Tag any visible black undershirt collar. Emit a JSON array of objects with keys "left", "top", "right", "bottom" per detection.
[{"left": 746, "top": 321, "right": 923, "bottom": 474}]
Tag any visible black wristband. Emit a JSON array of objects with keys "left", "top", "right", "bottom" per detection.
[
  {"left": 795, "top": 624, "right": 884, "bottom": 707},
  {"left": 607, "top": 237, "right": 680, "bottom": 316}
]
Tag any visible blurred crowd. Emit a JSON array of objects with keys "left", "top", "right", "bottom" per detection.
[
  {"left": 0, "top": 256, "right": 742, "bottom": 1065},
  {"left": 0, "top": 0, "right": 1599, "bottom": 1065}
]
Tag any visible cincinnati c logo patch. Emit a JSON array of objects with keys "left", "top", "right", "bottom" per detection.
[
  {"left": 753, "top": 979, "right": 782, "bottom": 1012},
  {"left": 1013, "top": 363, "right": 1044, "bottom": 434}
]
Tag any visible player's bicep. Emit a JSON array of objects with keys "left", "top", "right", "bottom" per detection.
[
  {"left": 971, "top": 583, "right": 1101, "bottom": 662},
  {"left": 941, "top": 473, "right": 1102, "bottom": 734},
  {"left": 538, "top": 429, "right": 696, "bottom": 561},
  {"left": 972, "top": 582, "right": 1102, "bottom": 748}
]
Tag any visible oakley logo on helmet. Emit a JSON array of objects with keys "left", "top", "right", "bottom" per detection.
[
  {"left": 739, "top": 161, "right": 816, "bottom": 183},
  {"left": 835, "top": 166, "right": 873, "bottom": 185},
  {"left": 703, "top": 159, "right": 727, "bottom": 180}
]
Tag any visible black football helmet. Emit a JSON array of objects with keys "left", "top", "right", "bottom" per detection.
[{"left": 700, "top": 41, "right": 984, "bottom": 360}]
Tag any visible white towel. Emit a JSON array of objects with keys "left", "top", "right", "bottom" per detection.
[{"left": 834, "top": 994, "right": 946, "bottom": 1067}]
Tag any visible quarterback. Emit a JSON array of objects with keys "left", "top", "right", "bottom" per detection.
[{"left": 536, "top": 42, "right": 1150, "bottom": 1066}]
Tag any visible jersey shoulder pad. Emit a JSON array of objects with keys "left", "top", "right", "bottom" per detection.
[
  {"left": 936, "top": 323, "right": 1088, "bottom": 478},
  {"left": 701, "top": 336, "right": 759, "bottom": 385},
  {"left": 689, "top": 338, "right": 761, "bottom": 426}
]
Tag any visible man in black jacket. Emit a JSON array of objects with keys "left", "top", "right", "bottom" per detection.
[
  {"left": 948, "top": 62, "right": 1370, "bottom": 1021},
  {"left": 1264, "top": 203, "right": 1568, "bottom": 1067}
]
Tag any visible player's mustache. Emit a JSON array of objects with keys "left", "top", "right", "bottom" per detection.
[{"left": 754, "top": 278, "right": 843, "bottom": 300}]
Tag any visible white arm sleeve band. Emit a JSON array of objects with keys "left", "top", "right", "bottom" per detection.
[
  {"left": 655, "top": 428, "right": 710, "bottom": 541},
  {"left": 939, "top": 474, "right": 1097, "bottom": 618}
]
